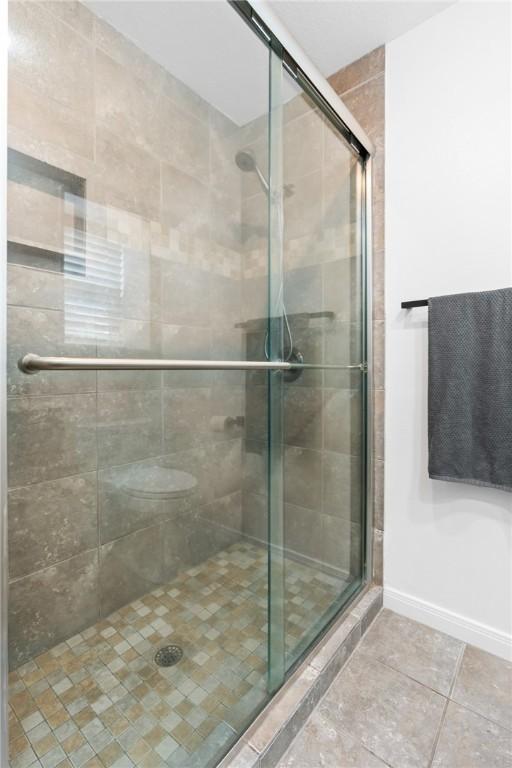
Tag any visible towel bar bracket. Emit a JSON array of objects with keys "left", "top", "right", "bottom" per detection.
[{"left": 401, "top": 299, "right": 429, "bottom": 309}]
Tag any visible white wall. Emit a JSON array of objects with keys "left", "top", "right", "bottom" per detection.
[{"left": 385, "top": 0, "right": 512, "bottom": 660}]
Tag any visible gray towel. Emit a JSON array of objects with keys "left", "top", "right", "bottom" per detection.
[{"left": 428, "top": 287, "right": 512, "bottom": 491}]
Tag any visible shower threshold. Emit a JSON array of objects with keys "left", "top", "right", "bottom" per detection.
[{"left": 8, "top": 541, "right": 348, "bottom": 768}]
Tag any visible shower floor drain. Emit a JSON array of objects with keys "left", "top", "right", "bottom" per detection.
[{"left": 154, "top": 645, "right": 183, "bottom": 667}]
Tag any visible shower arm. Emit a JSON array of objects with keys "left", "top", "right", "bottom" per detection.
[
  {"left": 254, "top": 164, "right": 269, "bottom": 194},
  {"left": 18, "top": 353, "right": 366, "bottom": 375}
]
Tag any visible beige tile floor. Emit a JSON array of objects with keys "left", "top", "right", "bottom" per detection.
[
  {"left": 8, "top": 540, "right": 345, "bottom": 768},
  {"left": 279, "top": 609, "right": 512, "bottom": 768}
]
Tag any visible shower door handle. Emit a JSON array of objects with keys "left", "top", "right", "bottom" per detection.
[{"left": 18, "top": 353, "right": 366, "bottom": 375}]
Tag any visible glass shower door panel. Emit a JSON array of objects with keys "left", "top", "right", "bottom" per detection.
[
  {"left": 7, "top": 3, "right": 273, "bottom": 766},
  {"left": 279, "top": 72, "right": 365, "bottom": 668}
]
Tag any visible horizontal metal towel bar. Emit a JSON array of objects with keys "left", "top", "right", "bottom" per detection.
[{"left": 18, "top": 354, "right": 366, "bottom": 375}]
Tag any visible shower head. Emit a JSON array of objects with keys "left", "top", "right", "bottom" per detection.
[
  {"left": 235, "top": 149, "right": 294, "bottom": 198},
  {"left": 235, "top": 149, "right": 269, "bottom": 195},
  {"left": 235, "top": 149, "right": 257, "bottom": 173}
]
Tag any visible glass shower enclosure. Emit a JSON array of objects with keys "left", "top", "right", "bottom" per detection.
[{"left": 4, "top": 1, "right": 372, "bottom": 766}]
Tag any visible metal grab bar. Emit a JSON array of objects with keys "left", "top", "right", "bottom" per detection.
[{"left": 18, "top": 353, "right": 366, "bottom": 375}]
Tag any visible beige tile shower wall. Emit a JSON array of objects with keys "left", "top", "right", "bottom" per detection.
[
  {"left": 7, "top": 1, "right": 247, "bottom": 668},
  {"left": 329, "top": 46, "right": 385, "bottom": 584},
  {"left": 240, "top": 89, "right": 363, "bottom": 585}
]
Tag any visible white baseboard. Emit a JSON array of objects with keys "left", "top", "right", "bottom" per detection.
[{"left": 384, "top": 586, "right": 512, "bottom": 662}]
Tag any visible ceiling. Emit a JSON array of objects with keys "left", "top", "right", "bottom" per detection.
[
  {"left": 88, "top": 0, "right": 453, "bottom": 126},
  {"left": 268, "top": 1, "right": 453, "bottom": 79}
]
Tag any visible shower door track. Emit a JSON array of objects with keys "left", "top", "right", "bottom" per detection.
[{"left": 231, "top": 1, "right": 375, "bottom": 159}]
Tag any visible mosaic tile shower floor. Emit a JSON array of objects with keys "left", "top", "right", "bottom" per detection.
[{"left": 9, "top": 540, "right": 345, "bottom": 768}]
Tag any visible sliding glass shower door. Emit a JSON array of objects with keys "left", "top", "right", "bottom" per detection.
[
  {"left": 5, "top": 2, "right": 368, "bottom": 766},
  {"left": 264, "top": 45, "right": 367, "bottom": 680}
]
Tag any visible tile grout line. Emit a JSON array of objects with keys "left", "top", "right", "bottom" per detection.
[
  {"left": 8, "top": 547, "right": 100, "bottom": 586},
  {"left": 427, "top": 696, "right": 449, "bottom": 768},
  {"left": 447, "top": 643, "right": 466, "bottom": 700},
  {"left": 427, "top": 642, "right": 466, "bottom": 767},
  {"left": 331, "top": 70, "right": 385, "bottom": 101},
  {"left": 447, "top": 695, "right": 512, "bottom": 735},
  {"left": 364, "top": 746, "right": 394, "bottom": 768},
  {"left": 6, "top": 436, "right": 241, "bottom": 492},
  {"left": 9, "top": 496, "right": 246, "bottom": 600},
  {"left": 360, "top": 650, "right": 451, "bottom": 705},
  {"left": 367, "top": 654, "right": 461, "bottom": 700},
  {"left": 443, "top": 642, "right": 512, "bottom": 733},
  {"left": 355, "top": 612, "right": 470, "bottom": 700}
]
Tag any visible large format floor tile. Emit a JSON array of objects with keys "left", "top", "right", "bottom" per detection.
[
  {"left": 432, "top": 701, "right": 512, "bottom": 768},
  {"left": 277, "top": 708, "right": 388, "bottom": 768},
  {"left": 451, "top": 644, "right": 512, "bottom": 730},
  {"left": 279, "top": 610, "right": 512, "bottom": 768},
  {"left": 358, "top": 609, "right": 464, "bottom": 695},
  {"left": 319, "top": 650, "right": 445, "bottom": 768}
]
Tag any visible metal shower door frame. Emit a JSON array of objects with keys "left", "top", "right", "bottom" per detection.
[{"left": 0, "top": 0, "right": 8, "bottom": 762}]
